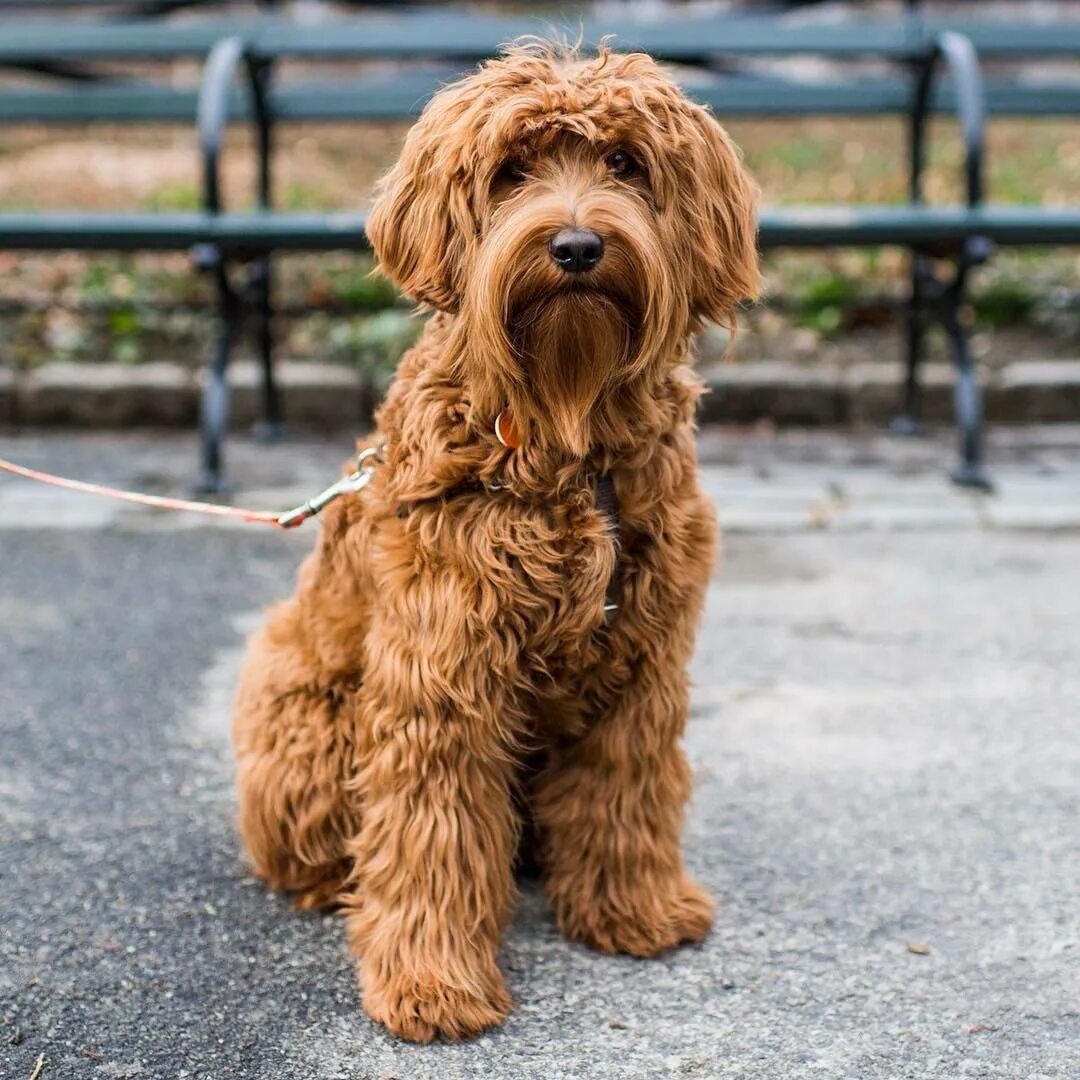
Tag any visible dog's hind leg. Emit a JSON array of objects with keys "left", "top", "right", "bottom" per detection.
[{"left": 232, "top": 597, "right": 363, "bottom": 911}]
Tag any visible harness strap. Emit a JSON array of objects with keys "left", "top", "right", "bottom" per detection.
[{"left": 595, "top": 473, "right": 622, "bottom": 624}]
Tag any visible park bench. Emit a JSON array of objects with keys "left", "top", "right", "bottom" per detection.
[{"left": 1, "top": 7, "right": 1078, "bottom": 492}]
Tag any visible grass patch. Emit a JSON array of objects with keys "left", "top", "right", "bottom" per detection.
[
  {"left": 324, "top": 261, "right": 400, "bottom": 310},
  {"left": 141, "top": 181, "right": 201, "bottom": 212},
  {"left": 973, "top": 278, "right": 1038, "bottom": 328},
  {"left": 795, "top": 272, "right": 861, "bottom": 336}
]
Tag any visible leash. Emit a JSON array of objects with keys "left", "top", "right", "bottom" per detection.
[
  {"left": 0, "top": 444, "right": 383, "bottom": 530},
  {"left": 1, "top": 417, "right": 622, "bottom": 621}
]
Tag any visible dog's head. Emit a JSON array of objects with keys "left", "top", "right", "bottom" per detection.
[{"left": 369, "top": 42, "right": 760, "bottom": 454}]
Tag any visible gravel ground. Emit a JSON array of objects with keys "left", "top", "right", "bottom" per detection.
[{"left": 1, "top": 430, "right": 1078, "bottom": 1079}]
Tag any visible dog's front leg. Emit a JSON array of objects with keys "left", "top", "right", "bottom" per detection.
[
  {"left": 534, "top": 480, "right": 718, "bottom": 956},
  {"left": 344, "top": 598, "right": 519, "bottom": 1043},
  {"left": 535, "top": 653, "right": 714, "bottom": 957}
]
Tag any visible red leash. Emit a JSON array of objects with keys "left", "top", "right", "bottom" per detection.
[{"left": 0, "top": 445, "right": 382, "bottom": 530}]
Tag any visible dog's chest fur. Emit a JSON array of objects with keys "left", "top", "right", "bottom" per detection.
[
  {"left": 327, "top": 321, "right": 714, "bottom": 740},
  {"left": 415, "top": 472, "right": 622, "bottom": 644},
  {"left": 406, "top": 474, "right": 640, "bottom": 738}
]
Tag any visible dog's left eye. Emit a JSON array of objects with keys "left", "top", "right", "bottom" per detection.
[{"left": 606, "top": 149, "right": 640, "bottom": 178}]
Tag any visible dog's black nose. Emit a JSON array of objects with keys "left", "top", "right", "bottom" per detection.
[{"left": 549, "top": 228, "right": 604, "bottom": 273}]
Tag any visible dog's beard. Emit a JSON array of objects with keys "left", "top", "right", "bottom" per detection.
[
  {"left": 458, "top": 190, "right": 674, "bottom": 455},
  {"left": 512, "top": 290, "right": 635, "bottom": 456}
]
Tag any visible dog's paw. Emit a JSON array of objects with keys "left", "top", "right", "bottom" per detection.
[
  {"left": 556, "top": 875, "right": 715, "bottom": 958},
  {"left": 362, "top": 966, "right": 512, "bottom": 1043}
]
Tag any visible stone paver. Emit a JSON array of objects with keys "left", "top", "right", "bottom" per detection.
[{"left": 2, "top": 426, "right": 1080, "bottom": 534}]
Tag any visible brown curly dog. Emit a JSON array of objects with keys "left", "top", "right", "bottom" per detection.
[{"left": 232, "top": 42, "right": 759, "bottom": 1043}]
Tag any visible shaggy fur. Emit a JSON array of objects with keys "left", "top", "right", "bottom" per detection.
[{"left": 232, "top": 42, "right": 760, "bottom": 1043}]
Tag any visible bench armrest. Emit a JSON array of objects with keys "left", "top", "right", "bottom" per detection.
[
  {"left": 910, "top": 31, "right": 986, "bottom": 214},
  {"left": 909, "top": 30, "right": 991, "bottom": 273},
  {"left": 197, "top": 36, "right": 272, "bottom": 225}
]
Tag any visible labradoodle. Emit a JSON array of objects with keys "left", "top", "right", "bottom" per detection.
[{"left": 232, "top": 41, "right": 760, "bottom": 1043}]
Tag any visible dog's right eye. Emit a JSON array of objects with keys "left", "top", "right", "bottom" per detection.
[{"left": 497, "top": 159, "right": 528, "bottom": 186}]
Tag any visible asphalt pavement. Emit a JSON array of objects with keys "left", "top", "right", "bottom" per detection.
[{"left": 1, "top": 430, "right": 1078, "bottom": 1079}]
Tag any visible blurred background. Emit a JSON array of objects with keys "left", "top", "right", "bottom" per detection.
[{"left": 0, "top": 0, "right": 1077, "bottom": 460}]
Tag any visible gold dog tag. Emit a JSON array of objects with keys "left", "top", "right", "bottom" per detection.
[{"left": 495, "top": 408, "right": 522, "bottom": 449}]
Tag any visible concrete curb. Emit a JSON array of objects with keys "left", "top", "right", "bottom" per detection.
[
  {"left": 2, "top": 358, "right": 1079, "bottom": 429},
  {"left": 0, "top": 367, "right": 15, "bottom": 425},
  {"left": 5, "top": 360, "right": 366, "bottom": 430},
  {"left": 699, "top": 358, "right": 1080, "bottom": 427},
  {"left": 18, "top": 361, "right": 198, "bottom": 428}
]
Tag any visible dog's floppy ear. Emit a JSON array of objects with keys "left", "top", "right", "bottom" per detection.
[
  {"left": 367, "top": 80, "right": 482, "bottom": 311},
  {"left": 678, "top": 107, "right": 761, "bottom": 327}
]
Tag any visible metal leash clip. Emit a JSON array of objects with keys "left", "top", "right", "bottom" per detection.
[{"left": 276, "top": 444, "right": 384, "bottom": 529}]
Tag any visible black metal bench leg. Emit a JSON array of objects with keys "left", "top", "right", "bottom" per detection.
[
  {"left": 943, "top": 303, "right": 992, "bottom": 491},
  {"left": 196, "top": 38, "right": 282, "bottom": 489},
  {"left": 197, "top": 266, "right": 238, "bottom": 494},
  {"left": 247, "top": 53, "right": 282, "bottom": 443},
  {"left": 904, "top": 32, "right": 992, "bottom": 489},
  {"left": 891, "top": 253, "right": 927, "bottom": 437},
  {"left": 250, "top": 257, "right": 284, "bottom": 441}
]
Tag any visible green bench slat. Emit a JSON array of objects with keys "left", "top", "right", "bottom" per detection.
[
  {"left": 270, "top": 74, "right": 1080, "bottom": 122},
  {"left": 688, "top": 76, "right": 1080, "bottom": 119},
  {"left": 0, "top": 17, "right": 252, "bottom": 60},
  {"left": 0, "top": 84, "right": 204, "bottom": 122},
  {"left": 0, "top": 14, "right": 909, "bottom": 63},
  {"left": 1, "top": 207, "right": 1079, "bottom": 253},
  {"left": 0, "top": 211, "right": 370, "bottom": 250},
  {"left": 0, "top": 0, "right": 220, "bottom": 6},
  {"left": 271, "top": 76, "right": 1080, "bottom": 121},
  {"left": 0, "top": 73, "right": 450, "bottom": 124},
  {"left": 4, "top": 72, "right": 1078, "bottom": 124},
  {"left": 926, "top": 18, "right": 1080, "bottom": 58},
  {"left": 2, "top": 11, "right": 1077, "bottom": 65},
  {"left": 254, "top": 13, "right": 1080, "bottom": 61},
  {"left": 1, "top": 12, "right": 1079, "bottom": 65},
  {"left": 253, "top": 14, "right": 919, "bottom": 61},
  {"left": 758, "top": 207, "right": 1080, "bottom": 248}
]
